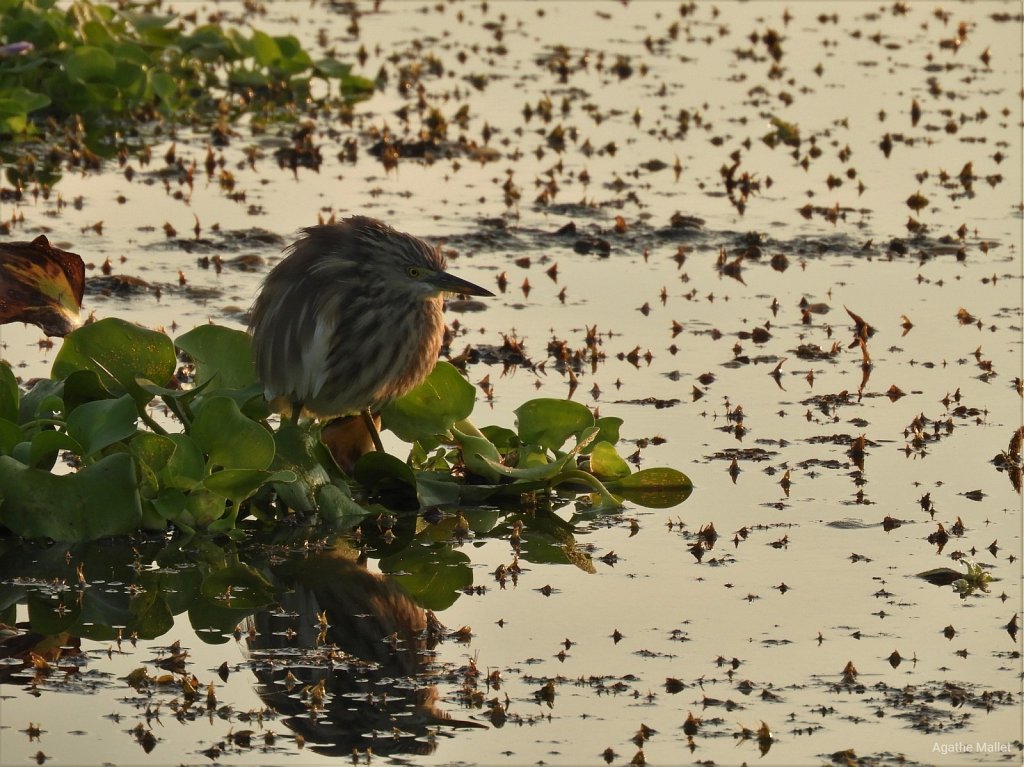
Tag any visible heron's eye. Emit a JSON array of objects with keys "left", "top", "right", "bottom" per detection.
[{"left": 407, "top": 266, "right": 423, "bottom": 279}]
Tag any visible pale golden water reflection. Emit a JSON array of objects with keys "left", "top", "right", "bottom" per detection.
[{"left": 0, "top": 1, "right": 1021, "bottom": 765}]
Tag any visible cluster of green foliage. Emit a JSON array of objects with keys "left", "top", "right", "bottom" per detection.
[
  {"left": 0, "top": 319, "right": 692, "bottom": 543},
  {"left": 0, "top": 0, "right": 373, "bottom": 186}
]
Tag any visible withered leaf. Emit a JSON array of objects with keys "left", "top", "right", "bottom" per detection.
[{"left": 0, "top": 235, "right": 85, "bottom": 337}]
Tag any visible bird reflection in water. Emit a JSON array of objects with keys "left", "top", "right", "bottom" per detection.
[{"left": 245, "top": 542, "right": 485, "bottom": 757}]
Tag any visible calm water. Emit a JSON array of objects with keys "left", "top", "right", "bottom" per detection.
[{"left": 0, "top": 2, "right": 1021, "bottom": 766}]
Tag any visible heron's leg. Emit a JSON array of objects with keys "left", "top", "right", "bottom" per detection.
[
  {"left": 361, "top": 408, "right": 385, "bottom": 453},
  {"left": 290, "top": 400, "right": 303, "bottom": 427}
]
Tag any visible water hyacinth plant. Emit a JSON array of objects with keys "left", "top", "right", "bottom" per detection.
[
  {"left": 0, "top": 319, "right": 692, "bottom": 542},
  {"left": 0, "top": 0, "right": 374, "bottom": 188}
]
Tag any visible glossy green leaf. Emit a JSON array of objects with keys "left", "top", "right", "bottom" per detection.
[
  {"left": 249, "top": 29, "right": 281, "bottom": 67},
  {"left": 0, "top": 90, "right": 47, "bottom": 133},
  {"left": 159, "top": 434, "right": 206, "bottom": 489},
  {"left": 340, "top": 72, "right": 375, "bottom": 96},
  {"left": 415, "top": 473, "right": 462, "bottom": 507},
  {"left": 130, "top": 431, "right": 175, "bottom": 476},
  {"left": 65, "top": 45, "right": 117, "bottom": 82},
  {"left": 271, "top": 421, "right": 339, "bottom": 513},
  {"left": 150, "top": 71, "right": 179, "bottom": 105},
  {"left": 382, "top": 361, "right": 475, "bottom": 444},
  {"left": 18, "top": 378, "right": 63, "bottom": 422},
  {"left": 0, "top": 453, "right": 142, "bottom": 541},
  {"left": 52, "top": 318, "right": 176, "bottom": 407},
  {"left": 517, "top": 443, "right": 552, "bottom": 469},
  {"left": 480, "top": 424, "right": 518, "bottom": 451},
  {"left": 478, "top": 449, "right": 568, "bottom": 482},
  {"left": 452, "top": 426, "right": 504, "bottom": 482},
  {"left": 61, "top": 368, "right": 112, "bottom": 412},
  {"left": 315, "top": 482, "right": 368, "bottom": 525},
  {"left": 0, "top": 363, "right": 18, "bottom": 422},
  {"left": 28, "top": 428, "right": 80, "bottom": 467},
  {"left": 181, "top": 24, "right": 239, "bottom": 62},
  {"left": 594, "top": 416, "right": 623, "bottom": 446},
  {"left": 191, "top": 396, "right": 274, "bottom": 470},
  {"left": 314, "top": 57, "right": 352, "bottom": 78},
  {"left": 64, "top": 393, "right": 137, "bottom": 456},
  {"left": 607, "top": 467, "right": 693, "bottom": 509},
  {"left": 175, "top": 324, "right": 258, "bottom": 391},
  {"left": 515, "top": 398, "right": 594, "bottom": 452},
  {"left": 203, "top": 468, "right": 295, "bottom": 506},
  {"left": 589, "top": 441, "right": 631, "bottom": 480},
  {"left": 354, "top": 451, "right": 419, "bottom": 508},
  {"left": 0, "top": 418, "right": 22, "bottom": 455},
  {"left": 150, "top": 487, "right": 189, "bottom": 523},
  {"left": 184, "top": 487, "right": 229, "bottom": 528}
]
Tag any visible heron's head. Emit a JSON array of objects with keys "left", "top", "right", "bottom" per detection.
[
  {"left": 295, "top": 216, "right": 493, "bottom": 303},
  {"left": 371, "top": 222, "right": 494, "bottom": 301}
]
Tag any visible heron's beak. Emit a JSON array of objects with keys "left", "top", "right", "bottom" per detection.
[{"left": 433, "top": 270, "right": 494, "bottom": 298}]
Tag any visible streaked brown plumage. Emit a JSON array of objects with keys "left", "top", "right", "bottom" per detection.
[{"left": 248, "top": 216, "right": 492, "bottom": 447}]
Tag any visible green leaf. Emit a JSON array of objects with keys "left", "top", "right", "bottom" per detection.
[
  {"left": 18, "top": 378, "right": 63, "bottom": 422},
  {"left": 271, "top": 421, "right": 336, "bottom": 513},
  {"left": 27, "top": 428, "right": 80, "bottom": 467},
  {"left": 415, "top": 473, "right": 462, "bottom": 507},
  {"left": 588, "top": 441, "right": 631, "bottom": 480},
  {"left": 594, "top": 416, "right": 623, "bottom": 446},
  {"left": 64, "top": 45, "right": 117, "bottom": 83},
  {"left": 175, "top": 324, "right": 258, "bottom": 391},
  {"left": 382, "top": 361, "right": 475, "bottom": 444},
  {"left": 0, "top": 418, "right": 22, "bottom": 455},
  {"left": 249, "top": 29, "right": 281, "bottom": 67},
  {"left": 111, "top": 60, "right": 146, "bottom": 95},
  {"left": 181, "top": 24, "right": 239, "bottom": 62},
  {"left": 340, "top": 72, "right": 375, "bottom": 96},
  {"left": 0, "top": 363, "right": 18, "bottom": 423},
  {"left": 64, "top": 393, "right": 137, "bottom": 456},
  {"left": 130, "top": 431, "right": 176, "bottom": 477},
  {"left": 203, "top": 468, "right": 295, "bottom": 506},
  {"left": 0, "top": 453, "right": 142, "bottom": 541},
  {"left": 607, "top": 467, "right": 693, "bottom": 509},
  {"left": 452, "top": 426, "right": 504, "bottom": 482},
  {"left": 159, "top": 434, "right": 206, "bottom": 489},
  {"left": 354, "top": 451, "right": 419, "bottom": 508},
  {"left": 480, "top": 424, "right": 518, "bottom": 451},
  {"left": 314, "top": 57, "right": 352, "bottom": 79},
  {"left": 487, "top": 453, "right": 570, "bottom": 481},
  {"left": 150, "top": 487, "right": 188, "bottom": 523},
  {"left": 191, "top": 396, "right": 274, "bottom": 470},
  {"left": 515, "top": 398, "right": 594, "bottom": 452},
  {"left": 315, "top": 483, "right": 368, "bottom": 525},
  {"left": 150, "top": 71, "right": 179, "bottom": 106},
  {"left": 61, "top": 368, "right": 113, "bottom": 412},
  {"left": 0, "top": 87, "right": 51, "bottom": 117},
  {"left": 184, "top": 487, "right": 228, "bottom": 528},
  {"left": 52, "top": 318, "right": 176, "bottom": 407}
]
